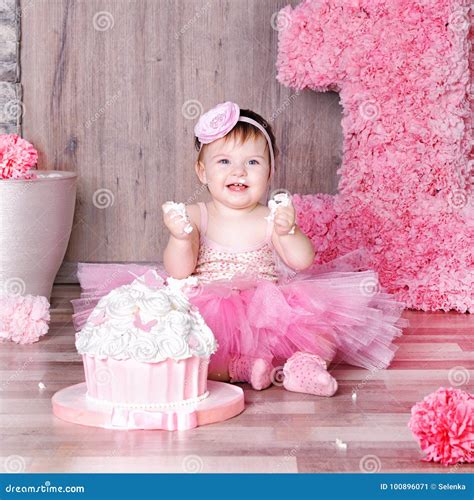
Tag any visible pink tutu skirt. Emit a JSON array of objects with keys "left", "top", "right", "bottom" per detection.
[{"left": 71, "top": 253, "right": 409, "bottom": 372}]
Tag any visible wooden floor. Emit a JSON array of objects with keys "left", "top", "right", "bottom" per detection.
[{"left": 1, "top": 284, "right": 473, "bottom": 473}]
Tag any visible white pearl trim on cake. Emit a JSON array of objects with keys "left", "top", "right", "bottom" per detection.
[{"left": 85, "top": 390, "right": 210, "bottom": 411}]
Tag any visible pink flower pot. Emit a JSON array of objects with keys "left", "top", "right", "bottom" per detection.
[{"left": 0, "top": 170, "right": 77, "bottom": 300}]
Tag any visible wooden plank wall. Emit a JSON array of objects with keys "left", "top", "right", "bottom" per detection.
[{"left": 20, "top": 0, "right": 343, "bottom": 264}]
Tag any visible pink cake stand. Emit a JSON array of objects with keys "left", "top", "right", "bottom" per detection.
[{"left": 52, "top": 381, "right": 245, "bottom": 431}]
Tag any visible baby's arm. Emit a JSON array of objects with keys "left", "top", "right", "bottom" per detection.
[
  {"left": 162, "top": 203, "right": 201, "bottom": 279},
  {"left": 271, "top": 203, "right": 315, "bottom": 272}
]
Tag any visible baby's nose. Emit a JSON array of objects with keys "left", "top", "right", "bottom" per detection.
[{"left": 232, "top": 163, "right": 247, "bottom": 174}]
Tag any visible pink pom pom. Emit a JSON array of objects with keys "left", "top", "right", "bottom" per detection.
[
  {"left": 0, "top": 134, "right": 38, "bottom": 180},
  {"left": 408, "top": 387, "right": 474, "bottom": 466},
  {"left": 0, "top": 294, "right": 50, "bottom": 344}
]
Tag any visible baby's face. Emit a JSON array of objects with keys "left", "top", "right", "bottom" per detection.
[{"left": 196, "top": 134, "right": 270, "bottom": 209}]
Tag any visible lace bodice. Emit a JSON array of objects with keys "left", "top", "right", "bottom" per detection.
[{"left": 192, "top": 202, "right": 278, "bottom": 284}]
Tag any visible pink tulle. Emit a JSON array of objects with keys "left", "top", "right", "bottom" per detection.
[
  {"left": 0, "top": 134, "right": 38, "bottom": 180},
  {"left": 408, "top": 387, "right": 474, "bottom": 466},
  {"left": 0, "top": 294, "right": 50, "bottom": 344},
  {"left": 70, "top": 262, "right": 167, "bottom": 331},
  {"left": 71, "top": 255, "right": 409, "bottom": 372},
  {"left": 191, "top": 271, "right": 407, "bottom": 371}
]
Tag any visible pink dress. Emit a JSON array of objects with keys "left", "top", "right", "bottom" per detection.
[{"left": 71, "top": 202, "right": 409, "bottom": 372}]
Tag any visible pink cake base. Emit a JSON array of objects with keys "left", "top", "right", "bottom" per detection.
[
  {"left": 52, "top": 381, "right": 245, "bottom": 431},
  {"left": 82, "top": 354, "right": 209, "bottom": 406}
]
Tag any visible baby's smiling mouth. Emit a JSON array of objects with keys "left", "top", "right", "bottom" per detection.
[{"left": 226, "top": 182, "right": 248, "bottom": 192}]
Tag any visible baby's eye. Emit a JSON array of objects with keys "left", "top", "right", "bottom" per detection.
[
  {"left": 218, "top": 159, "right": 230, "bottom": 165},
  {"left": 248, "top": 159, "right": 259, "bottom": 165}
]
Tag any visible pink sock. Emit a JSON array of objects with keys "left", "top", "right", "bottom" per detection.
[
  {"left": 283, "top": 351, "right": 338, "bottom": 397},
  {"left": 228, "top": 355, "right": 273, "bottom": 391}
]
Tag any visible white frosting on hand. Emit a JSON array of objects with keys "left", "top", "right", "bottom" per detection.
[
  {"left": 75, "top": 276, "right": 217, "bottom": 363},
  {"left": 162, "top": 201, "right": 193, "bottom": 234},
  {"left": 265, "top": 192, "right": 292, "bottom": 222}
]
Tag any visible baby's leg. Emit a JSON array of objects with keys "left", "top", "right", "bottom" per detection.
[
  {"left": 208, "top": 351, "right": 272, "bottom": 390},
  {"left": 282, "top": 352, "right": 338, "bottom": 397},
  {"left": 208, "top": 354, "right": 230, "bottom": 382},
  {"left": 275, "top": 355, "right": 332, "bottom": 370},
  {"left": 228, "top": 355, "right": 273, "bottom": 391},
  {"left": 207, "top": 369, "right": 230, "bottom": 382}
]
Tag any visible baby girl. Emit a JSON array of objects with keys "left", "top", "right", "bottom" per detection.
[{"left": 160, "top": 102, "right": 406, "bottom": 395}]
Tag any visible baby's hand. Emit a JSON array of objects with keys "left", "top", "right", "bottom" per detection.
[
  {"left": 162, "top": 202, "right": 194, "bottom": 240},
  {"left": 273, "top": 201, "right": 296, "bottom": 236}
]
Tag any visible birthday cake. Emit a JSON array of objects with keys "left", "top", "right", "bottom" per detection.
[{"left": 75, "top": 271, "right": 217, "bottom": 410}]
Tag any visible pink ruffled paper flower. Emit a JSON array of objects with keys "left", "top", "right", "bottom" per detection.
[
  {"left": 0, "top": 294, "right": 50, "bottom": 344},
  {"left": 194, "top": 101, "right": 240, "bottom": 144},
  {"left": 276, "top": 0, "right": 472, "bottom": 312},
  {"left": 408, "top": 387, "right": 474, "bottom": 466},
  {"left": 0, "top": 134, "right": 38, "bottom": 180}
]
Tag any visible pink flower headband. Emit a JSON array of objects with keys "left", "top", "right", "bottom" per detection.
[{"left": 194, "top": 101, "right": 275, "bottom": 178}]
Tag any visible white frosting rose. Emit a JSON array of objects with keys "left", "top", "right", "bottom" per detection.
[
  {"left": 104, "top": 288, "right": 138, "bottom": 321},
  {"left": 166, "top": 291, "right": 190, "bottom": 313},
  {"left": 154, "top": 334, "right": 190, "bottom": 359},
  {"left": 128, "top": 334, "right": 160, "bottom": 362},
  {"left": 76, "top": 275, "right": 217, "bottom": 363},
  {"left": 187, "top": 310, "right": 218, "bottom": 356},
  {"left": 76, "top": 323, "right": 121, "bottom": 356},
  {"left": 75, "top": 324, "right": 93, "bottom": 353},
  {"left": 166, "top": 310, "right": 191, "bottom": 337},
  {"left": 165, "top": 277, "right": 198, "bottom": 312},
  {"left": 136, "top": 292, "right": 172, "bottom": 316},
  {"left": 97, "top": 328, "right": 132, "bottom": 358}
]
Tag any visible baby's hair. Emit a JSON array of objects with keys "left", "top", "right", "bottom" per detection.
[{"left": 194, "top": 108, "right": 279, "bottom": 166}]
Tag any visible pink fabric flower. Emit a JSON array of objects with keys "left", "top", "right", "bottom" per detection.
[
  {"left": 194, "top": 102, "right": 240, "bottom": 144},
  {"left": 0, "top": 134, "right": 38, "bottom": 180},
  {"left": 408, "top": 387, "right": 474, "bottom": 466},
  {"left": 0, "top": 294, "right": 50, "bottom": 344}
]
